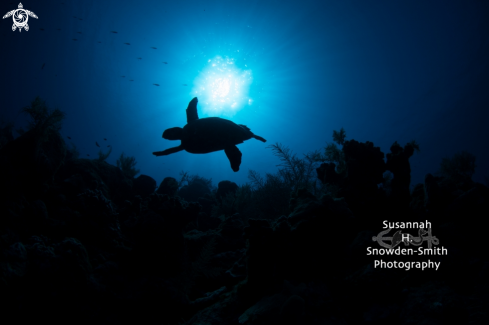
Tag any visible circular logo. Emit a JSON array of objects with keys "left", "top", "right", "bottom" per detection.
[{"left": 13, "top": 9, "right": 28, "bottom": 28}]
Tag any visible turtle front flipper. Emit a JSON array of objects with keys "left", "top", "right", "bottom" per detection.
[
  {"left": 186, "top": 97, "right": 199, "bottom": 123},
  {"left": 153, "top": 145, "right": 184, "bottom": 156},
  {"left": 224, "top": 145, "right": 242, "bottom": 172}
]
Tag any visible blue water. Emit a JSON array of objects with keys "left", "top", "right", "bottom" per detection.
[{"left": 1, "top": 0, "right": 488, "bottom": 188}]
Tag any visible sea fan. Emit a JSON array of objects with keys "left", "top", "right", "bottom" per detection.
[
  {"left": 22, "top": 96, "right": 64, "bottom": 133},
  {"left": 97, "top": 146, "right": 112, "bottom": 162},
  {"left": 116, "top": 152, "right": 140, "bottom": 178},
  {"left": 438, "top": 150, "right": 476, "bottom": 182},
  {"left": 332, "top": 127, "right": 347, "bottom": 145}
]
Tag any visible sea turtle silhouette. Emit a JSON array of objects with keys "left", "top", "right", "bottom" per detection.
[
  {"left": 153, "top": 97, "right": 266, "bottom": 172},
  {"left": 2, "top": 3, "right": 38, "bottom": 32}
]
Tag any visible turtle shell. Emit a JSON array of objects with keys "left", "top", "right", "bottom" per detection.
[{"left": 181, "top": 117, "right": 252, "bottom": 154}]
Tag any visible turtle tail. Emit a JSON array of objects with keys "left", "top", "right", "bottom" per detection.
[{"left": 252, "top": 134, "right": 266, "bottom": 142}]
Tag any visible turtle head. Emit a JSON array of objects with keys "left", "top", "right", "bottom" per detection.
[{"left": 163, "top": 127, "right": 183, "bottom": 140}]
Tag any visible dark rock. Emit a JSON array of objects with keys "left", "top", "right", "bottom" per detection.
[
  {"left": 1, "top": 241, "right": 27, "bottom": 280},
  {"left": 133, "top": 174, "right": 156, "bottom": 197},
  {"left": 316, "top": 162, "right": 343, "bottom": 186},
  {"left": 54, "top": 237, "right": 93, "bottom": 284},
  {"left": 400, "top": 283, "right": 468, "bottom": 325},
  {"left": 339, "top": 139, "right": 386, "bottom": 216},
  {"left": 279, "top": 294, "right": 306, "bottom": 325},
  {"left": 238, "top": 293, "right": 289, "bottom": 324},
  {"left": 424, "top": 173, "right": 451, "bottom": 212},
  {"left": 156, "top": 177, "right": 179, "bottom": 196},
  {"left": 409, "top": 183, "right": 425, "bottom": 212},
  {"left": 218, "top": 213, "right": 246, "bottom": 251},
  {"left": 446, "top": 183, "right": 489, "bottom": 217},
  {"left": 224, "top": 249, "right": 247, "bottom": 282},
  {"left": 57, "top": 159, "right": 133, "bottom": 207},
  {"left": 0, "top": 122, "right": 14, "bottom": 149},
  {"left": 216, "top": 180, "right": 238, "bottom": 203},
  {"left": 385, "top": 141, "right": 417, "bottom": 210},
  {"left": 198, "top": 211, "right": 221, "bottom": 231},
  {"left": 0, "top": 126, "right": 66, "bottom": 201},
  {"left": 178, "top": 179, "right": 211, "bottom": 202},
  {"left": 348, "top": 230, "right": 376, "bottom": 269},
  {"left": 198, "top": 193, "right": 216, "bottom": 216},
  {"left": 363, "top": 303, "right": 400, "bottom": 324}
]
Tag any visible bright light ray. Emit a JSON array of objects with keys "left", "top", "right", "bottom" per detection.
[{"left": 192, "top": 56, "right": 252, "bottom": 117}]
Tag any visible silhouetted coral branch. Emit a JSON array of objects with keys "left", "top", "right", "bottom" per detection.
[
  {"left": 248, "top": 169, "right": 264, "bottom": 189},
  {"left": 97, "top": 145, "right": 112, "bottom": 162},
  {"left": 116, "top": 152, "right": 140, "bottom": 178},
  {"left": 268, "top": 142, "right": 317, "bottom": 191},
  {"left": 438, "top": 150, "right": 476, "bottom": 181},
  {"left": 22, "top": 96, "right": 65, "bottom": 134},
  {"left": 407, "top": 140, "right": 420, "bottom": 153},
  {"left": 332, "top": 127, "right": 346, "bottom": 145}
]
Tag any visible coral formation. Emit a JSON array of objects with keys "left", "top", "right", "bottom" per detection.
[
  {"left": 156, "top": 176, "right": 179, "bottom": 196},
  {"left": 385, "top": 140, "right": 420, "bottom": 210},
  {"left": 438, "top": 150, "right": 476, "bottom": 183},
  {"left": 1, "top": 98, "right": 488, "bottom": 325},
  {"left": 133, "top": 174, "right": 157, "bottom": 197},
  {"left": 97, "top": 145, "right": 112, "bottom": 162},
  {"left": 116, "top": 152, "right": 140, "bottom": 178},
  {"left": 177, "top": 175, "right": 212, "bottom": 203},
  {"left": 216, "top": 180, "right": 239, "bottom": 203}
]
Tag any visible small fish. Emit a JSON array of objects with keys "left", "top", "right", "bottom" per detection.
[
  {"left": 39, "top": 28, "right": 44, "bottom": 31},
  {"left": 79, "top": 18, "right": 83, "bottom": 20},
  {"left": 72, "top": 39, "right": 77, "bottom": 41},
  {"left": 73, "top": 16, "right": 77, "bottom": 18},
  {"left": 129, "top": 80, "right": 134, "bottom": 81},
  {"left": 107, "top": 145, "right": 111, "bottom": 147},
  {"left": 153, "top": 84, "right": 160, "bottom": 86},
  {"left": 183, "top": 84, "right": 187, "bottom": 86},
  {"left": 67, "top": 136, "right": 71, "bottom": 139},
  {"left": 96, "top": 142, "right": 100, "bottom": 147},
  {"left": 121, "top": 76, "right": 125, "bottom": 78},
  {"left": 41, "top": 63, "right": 45, "bottom": 69},
  {"left": 104, "top": 138, "right": 107, "bottom": 141},
  {"left": 56, "top": 28, "right": 61, "bottom": 31},
  {"left": 137, "top": 57, "right": 142, "bottom": 60},
  {"left": 163, "top": 62, "right": 168, "bottom": 64},
  {"left": 150, "top": 47, "right": 157, "bottom": 49},
  {"left": 97, "top": 41, "right": 102, "bottom": 43},
  {"left": 124, "top": 42, "right": 130, "bottom": 45},
  {"left": 110, "top": 31, "right": 118, "bottom": 33},
  {"left": 77, "top": 31, "right": 82, "bottom": 34},
  {"left": 87, "top": 154, "right": 90, "bottom": 156}
]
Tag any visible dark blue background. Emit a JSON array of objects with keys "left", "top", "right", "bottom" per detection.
[{"left": 1, "top": 0, "right": 488, "bottom": 188}]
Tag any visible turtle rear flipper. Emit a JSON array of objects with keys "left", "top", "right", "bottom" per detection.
[{"left": 224, "top": 145, "right": 242, "bottom": 172}]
